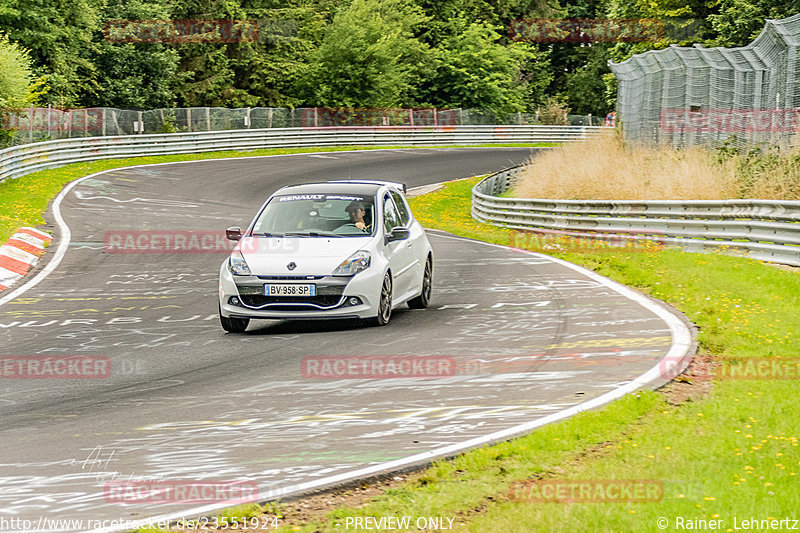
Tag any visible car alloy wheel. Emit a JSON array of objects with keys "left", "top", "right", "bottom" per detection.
[
  {"left": 370, "top": 272, "right": 393, "bottom": 326},
  {"left": 408, "top": 256, "right": 432, "bottom": 309}
]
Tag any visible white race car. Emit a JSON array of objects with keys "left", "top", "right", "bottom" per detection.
[{"left": 218, "top": 180, "right": 433, "bottom": 332}]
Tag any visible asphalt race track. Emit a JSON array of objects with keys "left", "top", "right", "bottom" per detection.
[{"left": 0, "top": 148, "right": 691, "bottom": 531}]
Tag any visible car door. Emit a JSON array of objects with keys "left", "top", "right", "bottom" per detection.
[
  {"left": 381, "top": 193, "right": 416, "bottom": 300},
  {"left": 390, "top": 189, "right": 425, "bottom": 291}
]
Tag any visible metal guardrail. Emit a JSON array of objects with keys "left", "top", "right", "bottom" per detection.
[
  {"left": 473, "top": 166, "right": 800, "bottom": 267},
  {"left": 0, "top": 125, "right": 609, "bottom": 183}
]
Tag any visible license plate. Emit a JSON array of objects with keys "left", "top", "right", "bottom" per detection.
[{"left": 264, "top": 284, "right": 316, "bottom": 297}]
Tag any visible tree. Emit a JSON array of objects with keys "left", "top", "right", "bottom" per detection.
[
  {"left": 563, "top": 45, "right": 612, "bottom": 115},
  {"left": 0, "top": 0, "right": 101, "bottom": 107},
  {"left": 425, "top": 22, "right": 544, "bottom": 116},
  {"left": 299, "top": 0, "right": 433, "bottom": 107},
  {"left": 0, "top": 34, "right": 35, "bottom": 108},
  {"left": 84, "top": 0, "right": 182, "bottom": 108}
]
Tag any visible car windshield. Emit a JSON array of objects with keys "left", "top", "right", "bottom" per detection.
[{"left": 251, "top": 193, "right": 377, "bottom": 237}]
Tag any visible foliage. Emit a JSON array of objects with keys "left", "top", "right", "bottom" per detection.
[
  {"left": 0, "top": 0, "right": 796, "bottom": 113},
  {"left": 535, "top": 96, "right": 569, "bottom": 125},
  {"left": 298, "top": 0, "right": 432, "bottom": 107},
  {"left": 0, "top": 0, "right": 100, "bottom": 107},
  {"left": 0, "top": 33, "right": 35, "bottom": 108},
  {"left": 423, "top": 22, "right": 540, "bottom": 116}
]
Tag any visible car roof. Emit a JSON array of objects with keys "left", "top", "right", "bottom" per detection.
[{"left": 275, "top": 180, "right": 404, "bottom": 197}]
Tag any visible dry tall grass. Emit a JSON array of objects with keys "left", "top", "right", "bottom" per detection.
[{"left": 514, "top": 133, "right": 800, "bottom": 200}]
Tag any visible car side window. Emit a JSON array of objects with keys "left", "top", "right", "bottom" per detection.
[
  {"left": 389, "top": 190, "right": 410, "bottom": 226},
  {"left": 383, "top": 195, "right": 401, "bottom": 233}
]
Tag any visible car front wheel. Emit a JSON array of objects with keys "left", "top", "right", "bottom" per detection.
[
  {"left": 219, "top": 304, "right": 249, "bottom": 333},
  {"left": 368, "top": 272, "right": 393, "bottom": 326}
]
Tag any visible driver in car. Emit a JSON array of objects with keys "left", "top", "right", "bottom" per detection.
[{"left": 345, "top": 201, "right": 370, "bottom": 231}]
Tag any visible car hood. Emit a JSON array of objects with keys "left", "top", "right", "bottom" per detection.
[{"left": 237, "top": 236, "right": 373, "bottom": 276}]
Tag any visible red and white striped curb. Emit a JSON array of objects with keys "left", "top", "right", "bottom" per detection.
[{"left": 0, "top": 227, "right": 52, "bottom": 291}]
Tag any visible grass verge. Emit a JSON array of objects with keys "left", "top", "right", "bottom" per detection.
[
  {"left": 262, "top": 176, "right": 800, "bottom": 532},
  {"left": 0, "top": 142, "right": 555, "bottom": 244}
]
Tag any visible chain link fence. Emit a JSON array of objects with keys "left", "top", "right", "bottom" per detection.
[
  {"left": 0, "top": 106, "right": 604, "bottom": 147},
  {"left": 610, "top": 13, "right": 800, "bottom": 150}
]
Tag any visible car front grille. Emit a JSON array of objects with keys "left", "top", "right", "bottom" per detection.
[
  {"left": 236, "top": 283, "right": 346, "bottom": 309},
  {"left": 239, "top": 294, "right": 344, "bottom": 308}
]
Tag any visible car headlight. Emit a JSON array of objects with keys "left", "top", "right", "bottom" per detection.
[
  {"left": 228, "top": 250, "right": 252, "bottom": 276},
  {"left": 333, "top": 250, "right": 371, "bottom": 276}
]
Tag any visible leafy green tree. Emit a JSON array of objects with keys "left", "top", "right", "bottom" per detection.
[
  {"left": 299, "top": 0, "right": 433, "bottom": 107},
  {"left": 84, "top": 0, "right": 182, "bottom": 108},
  {"left": 563, "top": 45, "right": 612, "bottom": 115},
  {"left": 425, "top": 22, "right": 545, "bottom": 116},
  {"left": 0, "top": 33, "right": 35, "bottom": 108},
  {"left": 0, "top": 0, "right": 101, "bottom": 107},
  {"left": 707, "top": 0, "right": 800, "bottom": 47}
]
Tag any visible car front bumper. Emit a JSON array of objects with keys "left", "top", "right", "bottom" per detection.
[{"left": 219, "top": 262, "right": 382, "bottom": 320}]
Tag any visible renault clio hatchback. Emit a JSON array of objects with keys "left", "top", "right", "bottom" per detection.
[{"left": 218, "top": 180, "right": 433, "bottom": 332}]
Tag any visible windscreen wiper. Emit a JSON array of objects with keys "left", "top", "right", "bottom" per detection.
[{"left": 283, "top": 231, "right": 343, "bottom": 238}]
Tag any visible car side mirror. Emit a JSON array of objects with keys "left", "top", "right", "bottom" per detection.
[
  {"left": 386, "top": 227, "right": 410, "bottom": 244},
  {"left": 226, "top": 226, "right": 242, "bottom": 241}
]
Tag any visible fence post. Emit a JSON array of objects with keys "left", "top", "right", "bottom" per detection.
[
  {"left": 588, "top": 113, "right": 592, "bottom": 126},
  {"left": 84, "top": 109, "right": 89, "bottom": 136},
  {"left": 138, "top": 110, "right": 143, "bottom": 134},
  {"left": 187, "top": 108, "right": 192, "bottom": 132},
  {"left": 29, "top": 105, "right": 34, "bottom": 142},
  {"left": 434, "top": 108, "right": 438, "bottom": 126},
  {"left": 246, "top": 107, "right": 252, "bottom": 129},
  {"left": 268, "top": 108, "right": 273, "bottom": 128},
  {"left": 314, "top": 107, "right": 319, "bottom": 127},
  {"left": 409, "top": 109, "right": 414, "bottom": 126},
  {"left": 206, "top": 107, "right": 211, "bottom": 131},
  {"left": 47, "top": 104, "right": 51, "bottom": 137},
  {"left": 102, "top": 108, "right": 107, "bottom": 136}
]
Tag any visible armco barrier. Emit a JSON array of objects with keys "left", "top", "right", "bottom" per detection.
[
  {"left": 473, "top": 166, "right": 800, "bottom": 267},
  {"left": 0, "top": 125, "right": 609, "bottom": 183}
]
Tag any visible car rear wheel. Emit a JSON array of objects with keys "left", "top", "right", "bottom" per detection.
[
  {"left": 368, "top": 272, "right": 393, "bottom": 326},
  {"left": 408, "top": 256, "right": 432, "bottom": 309},
  {"left": 219, "top": 304, "right": 249, "bottom": 333}
]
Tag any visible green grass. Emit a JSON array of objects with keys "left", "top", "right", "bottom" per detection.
[
  {"left": 265, "top": 176, "right": 800, "bottom": 532},
  {"left": 0, "top": 142, "right": 555, "bottom": 244}
]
